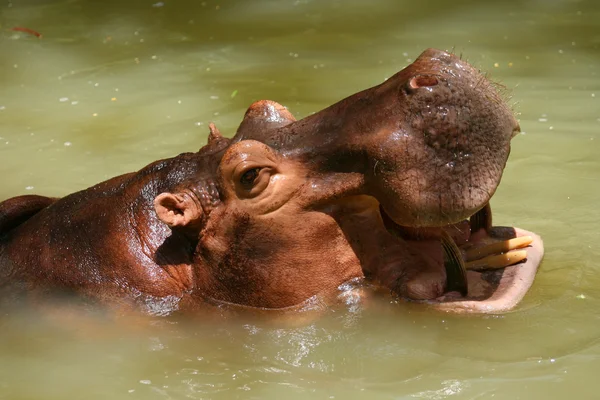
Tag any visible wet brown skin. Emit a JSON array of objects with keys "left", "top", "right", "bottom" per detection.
[{"left": 0, "top": 49, "right": 543, "bottom": 315}]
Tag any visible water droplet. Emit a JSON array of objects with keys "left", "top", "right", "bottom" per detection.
[{"left": 139, "top": 380, "right": 152, "bottom": 385}]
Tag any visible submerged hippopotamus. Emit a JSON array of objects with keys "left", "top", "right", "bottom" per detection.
[{"left": 0, "top": 49, "right": 543, "bottom": 315}]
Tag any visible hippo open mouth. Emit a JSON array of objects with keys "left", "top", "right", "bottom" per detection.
[{"left": 378, "top": 203, "right": 543, "bottom": 313}]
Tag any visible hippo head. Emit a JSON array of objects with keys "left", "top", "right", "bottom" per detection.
[
  {"left": 153, "top": 49, "right": 533, "bottom": 311},
  {"left": 235, "top": 48, "right": 520, "bottom": 229}
]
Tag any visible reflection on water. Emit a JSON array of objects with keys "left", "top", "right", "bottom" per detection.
[{"left": 1, "top": 0, "right": 600, "bottom": 398}]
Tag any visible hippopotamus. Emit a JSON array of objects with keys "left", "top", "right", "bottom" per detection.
[{"left": 0, "top": 49, "right": 543, "bottom": 315}]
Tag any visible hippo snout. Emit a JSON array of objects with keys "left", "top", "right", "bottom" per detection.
[{"left": 365, "top": 48, "right": 520, "bottom": 228}]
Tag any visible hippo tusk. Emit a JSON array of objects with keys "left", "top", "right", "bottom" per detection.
[
  {"left": 441, "top": 230, "right": 469, "bottom": 296},
  {"left": 466, "top": 249, "right": 528, "bottom": 271},
  {"left": 441, "top": 219, "right": 533, "bottom": 294},
  {"left": 465, "top": 236, "right": 533, "bottom": 262}
]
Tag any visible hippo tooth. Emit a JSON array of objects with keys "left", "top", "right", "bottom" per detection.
[
  {"left": 465, "top": 236, "right": 533, "bottom": 263},
  {"left": 441, "top": 230, "right": 468, "bottom": 296},
  {"left": 466, "top": 250, "right": 528, "bottom": 271}
]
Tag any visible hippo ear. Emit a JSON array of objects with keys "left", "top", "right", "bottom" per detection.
[
  {"left": 154, "top": 193, "right": 202, "bottom": 228},
  {"left": 207, "top": 122, "right": 223, "bottom": 144}
]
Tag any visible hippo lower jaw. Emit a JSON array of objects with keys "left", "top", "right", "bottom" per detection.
[
  {"left": 379, "top": 204, "right": 544, "bottom": 314},
  {"left": 430, "top": 226, "right": 543, "bottom": 314}
]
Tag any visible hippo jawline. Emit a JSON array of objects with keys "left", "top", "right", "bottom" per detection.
[{"left": 378, "top": 203, "right": 544, "bottom": 314}]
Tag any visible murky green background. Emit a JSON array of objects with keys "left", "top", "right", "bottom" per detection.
[{"left": 1, "top": 0, "right": 599, "bottom": 398}]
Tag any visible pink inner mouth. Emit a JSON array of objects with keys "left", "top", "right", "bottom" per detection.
[{"left": 377, "top": 204, "right": 544, "bottom": 313}]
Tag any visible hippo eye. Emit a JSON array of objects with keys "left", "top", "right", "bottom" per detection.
[{"left": 240, "top": 168, "right": 260, "bottom": 187}]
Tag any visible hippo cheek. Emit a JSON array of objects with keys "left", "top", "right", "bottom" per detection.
[{"left": 196, "top": 207, "right": 364, "bottom": 309}]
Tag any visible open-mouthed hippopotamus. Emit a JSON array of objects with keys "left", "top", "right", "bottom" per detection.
[{"left": 0, "top": 49, "right": 543, "bottom": 315}]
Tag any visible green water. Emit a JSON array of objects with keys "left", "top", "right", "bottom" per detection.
[{"left": 1, "top": 0, "right": 600, "bottom": 398}]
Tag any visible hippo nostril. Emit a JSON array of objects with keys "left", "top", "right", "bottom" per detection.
[{"left": 408, "top": 75, "right": 439, "bottom": 91}]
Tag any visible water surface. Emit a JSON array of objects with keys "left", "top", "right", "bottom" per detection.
[{"left": 1, "top": 0, "right": 600, "bottom": 398}]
